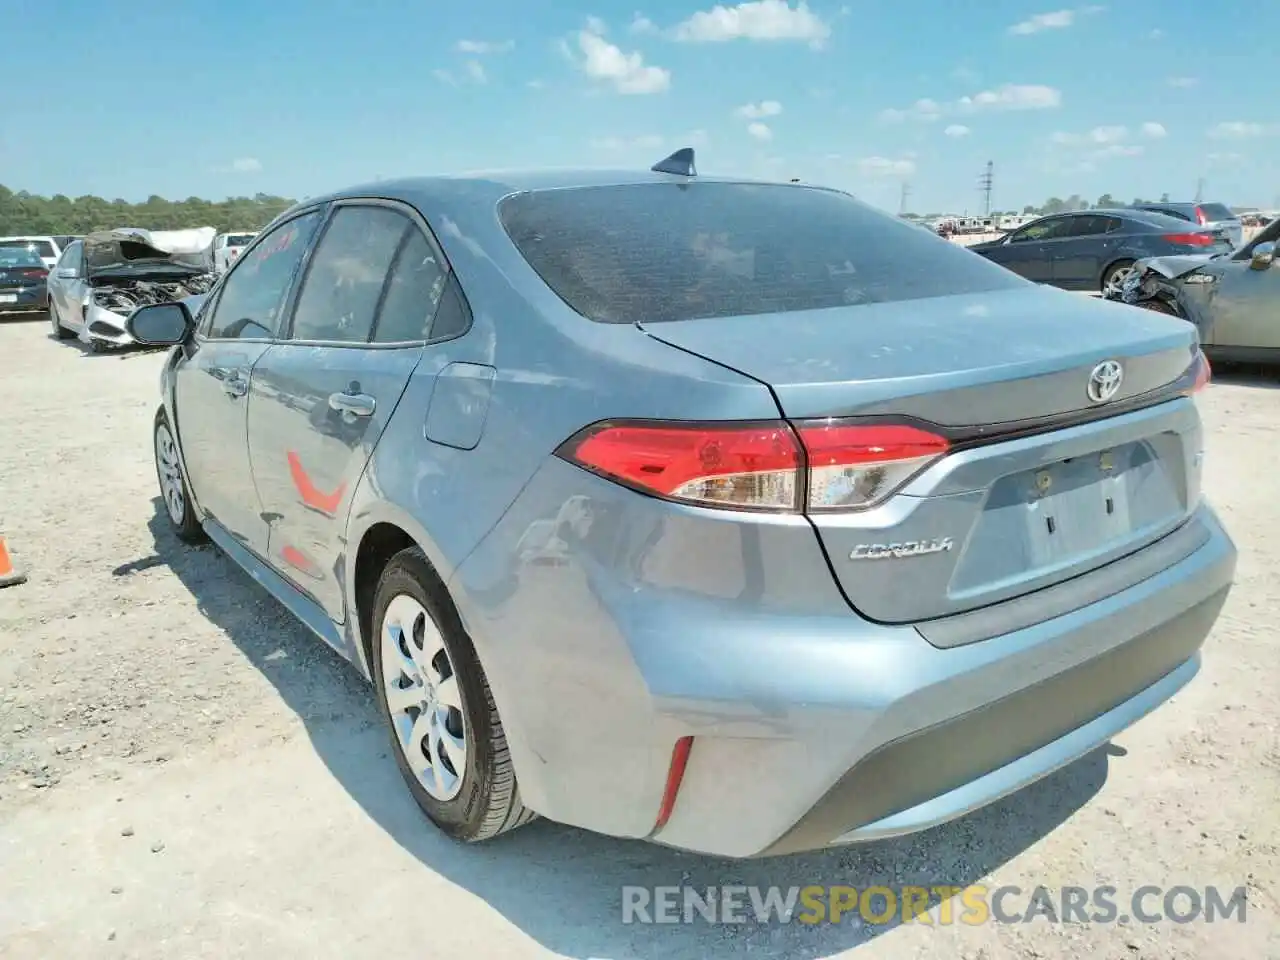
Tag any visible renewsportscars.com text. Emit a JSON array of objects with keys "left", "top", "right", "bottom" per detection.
[{"left": 621, "top": 884, "right": 1249, "bottom": 926}]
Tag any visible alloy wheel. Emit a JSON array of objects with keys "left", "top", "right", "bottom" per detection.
[
  {"left": 155, "top": 423, "right": 185, "bottom": 526},
  {"left": 379, "top": 594, "right": 468, "bottom": 801}
]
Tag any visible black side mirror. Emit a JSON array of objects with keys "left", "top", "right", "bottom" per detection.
[{"left": 126, "top": 301, "right": 194, "bottom": 346}]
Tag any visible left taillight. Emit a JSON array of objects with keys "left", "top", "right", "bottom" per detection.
[
  {"left": 556, "top": 418, "right": 950, "bottom": 513},
  {"left": 1182, "top": 349, "right": 1212, "bottom": 395},
  {"left": 1195, "top": 206, "right": 1208, "bottom": 225},
  {"left": 20, "top": 268, "right": 47, "bottom": 280}
]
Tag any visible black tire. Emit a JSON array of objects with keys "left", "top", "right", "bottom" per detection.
[
  {"left": 48, "top": 300, "right": 74, "bottom": 340},
  {"left": 370, "top": 546, "right": 535, "bottom": 842},
  {"left": 1137, "top": 298, "right": 1179, "bottom": 317},
  {"left": 1101, "top": 259, "right": 1136, "bottom": 295},
  {"left": 153, "top": 408, "right": 207, "bottom": 544}
]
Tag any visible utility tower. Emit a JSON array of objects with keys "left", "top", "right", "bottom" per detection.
[
  {"left": 1194, "top": 178, "right": 1205, "bottom": 203},
  {"left": 899, "top": 181, "right": 911, "bottom": 215},
  {"left": 979, "top": 161, "right": 994, "bottom": 216}
]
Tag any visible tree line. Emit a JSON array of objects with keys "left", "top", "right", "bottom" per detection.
[
  {"left": 912, "top": 193, "right": 1183, "bottom": 221},
  {"left": 0, "top": 185, "right": 297, "bottom": 236}
]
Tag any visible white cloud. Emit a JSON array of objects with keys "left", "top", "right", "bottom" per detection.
[
  {"left": 567, "top": 19, "right": 671, "bottom": 94},
  {"left": 735, "top": 99, "right": 783, "bottom": 119},
  {"left": 857, "top": 156, "right": 916, "bottom": 179},
  {"left": 526, "top": 79, "right": 545, "bottom": 89},
  {"left": 958, "top": 84, "right": 1062, "bottom": 111},
  {"left": 1094, "top": 144, "right": 1143, "bottom": 158},
  {"left": 456, "top": 39, "right": 514, "bottom": 54},
  {"left": 883, "top": 83, "right": 1060, "bottom": 123},
  {"left": 672, "top": 0, "right": 831, "bottom": 48},
  {"left": 465, "top": 60, "right": 487, "bottom": 83},
  {"left": 1167, "top": 76, "right": 1198, "bottom": 88},
  {"left": 1007, "top": 6, "right": 1103, "bottom": 35},
  {"left": 944, "top": 124, "right": 970, "bottom": 137},
  {"left": 1148, "top": 27, "right": 1164, "bottom": 39},
  {"left": 747, "top": 121, "right": 773, "bottom": 141},
  {"left": 228, "top": 157, "right": 261, "bottom": 173},
  {"left": 432, "top": 68, "right": 457, "bottom": 86},
  {"left": 1141, "top": 121, "right": 1167, "bottom": 138},
  {"left": 1208, "top": 121, "right": 1270, "bottom": 140},
  {"left": 1089, "top": 125, "right": 1127, "bottom": 144},
  {"left": 1208, "top": 152, "right": 1245, "bottom": 165},
  {"left": 630, "top": 14, "right": 658, "bottom": 34}
]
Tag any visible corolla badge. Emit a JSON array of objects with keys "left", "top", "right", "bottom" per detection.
[
  {"left": 850, "top": 537, "right": 954, "bottom": 560},
  {"left": 1087, "top": 359, "right": 1124, "bottom": 403}
]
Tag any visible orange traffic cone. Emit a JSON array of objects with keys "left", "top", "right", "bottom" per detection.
[{"left": 0, "top": 537, "right": 27, "bottom": 589}]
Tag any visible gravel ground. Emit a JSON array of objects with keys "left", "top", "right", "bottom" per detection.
[{"left": 0, "top": 314, "right": 1276, "bottom": 959}]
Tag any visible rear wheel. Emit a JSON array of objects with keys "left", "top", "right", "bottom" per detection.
[
  {"left": 48, "top": 299, "right": 73, "bottom": 340},
  {"left": 371, "top": 547, "right": 535, "bottom": 842},
  {"left": 1101, "top": 259, "right": 1137, "bottom": 297}
]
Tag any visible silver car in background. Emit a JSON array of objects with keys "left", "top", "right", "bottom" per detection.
[
  {"left": 47, "top": 226, "right": 219, "bottom": 351},
  {"left": 1133, "top": 202, "right": 1244, "bottom": 249}
]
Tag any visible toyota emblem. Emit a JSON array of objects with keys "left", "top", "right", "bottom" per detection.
[{"left": 1087, "top": 360, "right": 1124, "bottom": 403}]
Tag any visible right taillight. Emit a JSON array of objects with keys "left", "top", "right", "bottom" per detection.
[
  {"left": 556, "top": 418, "right": 950, "bottom": 513},
  {"left": 1164, "top": 232, "right": 1215, "bottom": 247}
]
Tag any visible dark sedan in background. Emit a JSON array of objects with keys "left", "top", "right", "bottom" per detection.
[
  {"left": 0, "top": 245, "right": 49, "bottom": 316},
  {"left": 969, "top": 209, "right": 1234, "bottom": 295}
]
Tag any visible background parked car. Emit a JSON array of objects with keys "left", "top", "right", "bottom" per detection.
[
  {"left": 47, "top": 227, "right": 218, "bottom": 350},
  {"left": 1132, "top": 201, "right": 1243, "bottom": 248},
  {"left": 0, "top": 245, "right": 49, "bottom": 315},
  {"left": 0, "top": 235, "right": 65, "bottom": 270},
  {"left": 213, "top": 231, "right": 258, "bottom": 273},
  {"left": 1108, "top": 217, "right": 1280, "bottom": 363},
  {"left": 968, "top": 208, "right": 1234, "bottom": 294}
]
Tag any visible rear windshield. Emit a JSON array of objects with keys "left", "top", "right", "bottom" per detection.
[
  {"left": 224, "top": 234, "right": 255, "bottom": 246},
  {"left": 0, "top": 239, "right": 54, "bottom": 258},
  {"left": 498, "top": 182, "right": 1027, "bottom": 324},
  {"left": 0, "top": 246, "right": 44, "bottom": 267},
  {"left": 1198, "top": 203, "right": 1236, "bottom": 222}
]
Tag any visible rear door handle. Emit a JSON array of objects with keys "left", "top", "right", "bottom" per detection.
[{"left": 329, "top": 391, "right": 375, "bottom": 418}]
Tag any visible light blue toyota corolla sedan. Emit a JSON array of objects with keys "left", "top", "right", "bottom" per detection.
[{"left": 127, "top": 149, "right": 1236, "bottom": 858}]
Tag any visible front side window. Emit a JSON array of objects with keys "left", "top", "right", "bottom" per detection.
[
  {"left": 289, "top": 205, "right": 410, "bottom": 343},
  {"left": 1009, "top": 219, "right": 1067, "bottom": 243},
  {"left": 499, "top": 182, "right": 1026, "bottom": 325},
  {"left": 206, "top": 210, "right": 322, "bottom": 340}
]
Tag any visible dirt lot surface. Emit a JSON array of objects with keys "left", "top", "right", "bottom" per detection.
[{"left": 0, "top": 315, "right": 1276, "bottom": 959}]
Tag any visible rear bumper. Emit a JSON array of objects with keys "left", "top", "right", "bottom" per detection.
[
  {"left": 452, "top": 458, "right": 1236, "bottom": 858},
  {"left": 0, "top": 287, "right": 48, "bottom": 313}
]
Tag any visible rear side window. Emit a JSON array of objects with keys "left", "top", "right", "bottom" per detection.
[
  {"left": 372, "top": 229, "right": 448, "bottom": 342},
  {"left": 498, "top": 182, "right": 1026, "bottom": 324},
  {"left": 1198, "top": 203, "right": 1235, "bottom": 222},
  {"left": 289, "top": 205, "right": 409, "bottom": 343}
]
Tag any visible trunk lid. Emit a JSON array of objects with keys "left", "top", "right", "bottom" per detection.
[{"left": 641, "top": 285, "right": 1203, "bottom": 624}]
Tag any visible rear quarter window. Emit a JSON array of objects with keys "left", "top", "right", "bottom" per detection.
[
  {"left": 1198, "top": 203, "right": 1236, "bottom": 222},
  {"left": 498, "top": 182, "right": 1027, "bottom": 324}
]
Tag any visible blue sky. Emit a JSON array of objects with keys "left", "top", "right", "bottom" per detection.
[{"left": 4, "top": 0, "right": 1277, "bottom": 213}]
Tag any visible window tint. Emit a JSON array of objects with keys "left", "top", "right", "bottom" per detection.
[
  {"left": 207, "top": 210, "right": 321, "bottom": 340},
  {"left": 1065, "top": 215, "right": 1113, "bottom": 237},
  {"left": 0, "top": 239, "right": 54, "bottom": 258},
  {"left": 1010, "top": 218, "right": 1070, "bottom": 242},
  {"left": 372, "top": 228, "right": 448, "bottom": 342},
  {"left": 499, "top": 183, "right": 1025, "bottom": 324},
  {"left": 290, "top": 206, "right": 408, "bottom": 343},
  {"left": 56, "top": 242, "right": 81, "bottom": 270}
]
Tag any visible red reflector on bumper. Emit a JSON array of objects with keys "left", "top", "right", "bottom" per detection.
[{"left": 655, "top": 736, "right": 694, "bottom": 830}]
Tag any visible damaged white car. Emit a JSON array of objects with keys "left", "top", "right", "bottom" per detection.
[{"left": 47, "top": 226, "right": 219, "bottom": 352}]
